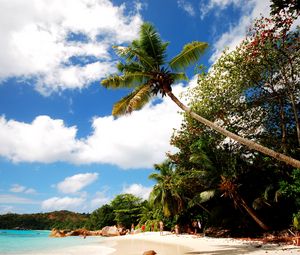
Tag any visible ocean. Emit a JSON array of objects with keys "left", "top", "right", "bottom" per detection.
[{"left": 0, "top": 230, "right": 114, "bottom": 255}]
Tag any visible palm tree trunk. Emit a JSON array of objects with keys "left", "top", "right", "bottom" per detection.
[
  {"left": 166, "top": 91, "right": 300, "bottom": 169},
  {"left": 239, "top": 197, "right": 270, "bottom": 231}
]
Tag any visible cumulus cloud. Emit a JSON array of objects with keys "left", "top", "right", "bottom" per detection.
[
  {"left": 177, "top": 0, "right": 196, "bottom": 16},
  {"left": 56, "top": 173, "right": 99, "bottom": 194},
  {"left": 0, "top": 0, "right": 142, "bottom": 95},
  {"left": 207, "top": 0, "right": 271, "bottom": 62},
  {"left": 75, "top": 85, "right": 184, "bottom": 168},
  {"left": 122, "top": 183, "right": 152, "bottom": 200},
  {"left": 0, "top": 115, "right": 81, "bottom": 163},
  {"left": 41, "top": 191, "right": 111, "bottom": 212},
  {"left": 10, "top": 184, "right": 36, "bottom": 194},
  {"left": 41, "top": 196, "right": 86, "bottom": 211},
  {"left": 0, "top": 82, "right": 191, "bottom": 169}
]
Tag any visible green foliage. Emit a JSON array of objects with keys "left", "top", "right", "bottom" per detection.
[
  {"left": 110, "top": 194, "right": 144, "bottom": 228},
  {"left": 87, "top": 205, "right": 115, "bottom": 230},
  {"left": 293, "top": 211, "right": 300, "bottom": 230},
  {"left": 101, "top": 22, "right": 208, "bottom": 115},
  {"left": 0, "top": 211, "right": 89, "bottom": 230},
  {"left": 279, "top": 169, "right": 300, "bottom": 208},
  {"left": 270, "top": 0, "right": 300, "bottom": 16},
  {"left": 112, "top": 84, "right": 151, "bottom": 116},
  {"left": 169, "top": 41, "right": 208, "bottom": 71},
  {"left": 138, "top": 22, "right": 169, "bottom": 67},
  {"left": 149, "top": 161, "right": 185, "bottom": 217}
]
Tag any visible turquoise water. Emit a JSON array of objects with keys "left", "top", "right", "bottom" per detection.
[{"left": 0, "top": 230, "right": 104, "bottom": 254}]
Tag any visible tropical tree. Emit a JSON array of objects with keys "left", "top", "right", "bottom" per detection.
[
  {"left": 149, "top": 160, "right": 184, "bottom": 217},
  {"left": 138, "top": 201, "right": 162, "bottom": 231},
  {"left": 219, "top": 176, "right": 270, "bottom": 230},
  {"left": 88, "top": 204, "right": 115, "bottom": 230},
  {"left": 270, "top": 0, "right": 300, "bottom": 15},
  {"left": 101, "top": 22, "right": 300, "bottom": 168},
  {"left": 110, "top": 193, "right": 143, "bottom": 228},
  {"left": 169, "top": 121, "right": 272, "bottom": 230}
]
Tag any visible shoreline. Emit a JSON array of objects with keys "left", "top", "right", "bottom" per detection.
[{"left": 102, "top": 232, "right": 300, "bottom": 255}]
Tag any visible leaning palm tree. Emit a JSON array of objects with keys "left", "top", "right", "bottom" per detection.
[
  {"left": 101, "top": 22, "right": 300, "bottom": 169},
  {"left": 149, "top": 161, "right": 183, "bottom": 217},
  {"left": 219, "top": 176, "right": 269, "bottom": 230}
]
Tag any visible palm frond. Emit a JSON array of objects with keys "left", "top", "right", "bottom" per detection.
[
  {"left": 139, "top": 22, "right": 168, "bottom": 67},
  {"left": 148, "top": 173, "right": 164, "bottom": 182},
  {"left": 113, "top": 45, "right": 155, "bottom": 69},
  {"left": 112, "top": 84, "right": 151, "bottom": 116},
  {"left": 188, "top": 190, "right": 215, "bottom": 208},
  {"left": 169, "top": 41, "right": 208, "bottom": 71},
  {"left": 117, "top": 62, "right": 144, "bottom": 73},
  {"left": 170, "top": 72, "right": 189, "bottom": 82},
  {"left": 101, "top": 73, "right": 151, "bottom": 89}
]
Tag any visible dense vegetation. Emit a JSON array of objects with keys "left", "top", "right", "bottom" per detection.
[
  {"left": 0, "top": 211, "right": 89, "bottom": 230},
  {"left": 0, "top": 195, "right": 145, "bottom": 231}
]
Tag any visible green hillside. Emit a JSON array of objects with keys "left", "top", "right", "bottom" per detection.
[{"left": 0, "top": 210, "right": 89, "bottom": 230}]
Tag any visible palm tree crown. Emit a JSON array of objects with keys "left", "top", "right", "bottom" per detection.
[
  {"left": 149, "top": 161, "right": 184, "bottom": 217},
  {"left": 101, "top": 22, "right": 208, "bottom": 116}
]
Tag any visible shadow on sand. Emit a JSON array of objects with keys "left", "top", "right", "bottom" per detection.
[{"left": 184, "top": 244, "right": 299, "bottom": 255}]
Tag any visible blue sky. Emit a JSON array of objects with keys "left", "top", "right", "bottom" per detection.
[{"left": 0, "top": 0, "right": 271, "bottom": 214}]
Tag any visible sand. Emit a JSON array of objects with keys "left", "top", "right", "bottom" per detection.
[
  {"left": 102, "top": 232, "right": 300, "bottom": 255},
  {"left": 5, "top": 232, "right": 299, "bottom": 255}
]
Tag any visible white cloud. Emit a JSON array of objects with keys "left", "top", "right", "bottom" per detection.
[
  {"left": 56, "top": 173, "right": 99, "bottom": 194},
  {"left": 177, "top": 0, "right": 195, "bottom": 16},
  {"left": 41, "top": 196, "right": 85, "bottom": 211},
  {"left": 10, "top": 184, "right": 26, "bottom": 193},
  {"left": 41, "top": 191, "right": 111, "bottom": 212},
  {"left": 0, "top": 0, "right": 143, "bottom": 95},
  {"left": 10, "top": 184, "right": 36, "bottom": 194},
  {"left": 0, "top": 115, "right": 81, "bottom": 163},
  {"left": 74, "top": 83, "right": 188, "bottom": 168},
  {"left": 208, "top": 0, "right": 271, "bottom": 62},
  {"left": 0, "top": 82, "right": 192, "bottom": 169},
  {"left": 200, "top": 0, "right": 243, "bottom": 18},
  {"left": 24, "top": 188, "right": 36, "bottom": 194},
  {"left": 90, "top": 191, "right": 110, "bottom": 209},
  {"left": 0, "top": 194, "right": 38, "bottom": 204},
  {"left": 0, "top": 205, "right": 14, "bottom": 214},
  {"left": 122, "top": 183, "right": 152, "bottom": 200}
]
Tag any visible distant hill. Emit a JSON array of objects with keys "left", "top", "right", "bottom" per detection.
[{"left": 0, "top": 210, "right": 89, "bottom": 230}]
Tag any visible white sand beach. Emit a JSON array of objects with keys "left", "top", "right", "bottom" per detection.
[
  {"left": 4, "top": 232, "right": 299, "bottom": 255},
  {"left": 102, "top": 232, "right": 300, "bottom": 255}
]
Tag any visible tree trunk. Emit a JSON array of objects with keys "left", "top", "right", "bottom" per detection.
[
  {"left": 289, "top": 93, "right": 300, "bottom": 147},
  {"left": 166, "top": 91, "right": 300, "bottom": 169},
  {"left": 285, "top": 53, "right": 300, "bottom": 147},
  {"left": 279, "top": 98, "right": 287, "bottom": 153},
  {"left": 239, "top": 197, "right": 270, "bottom": 231}
]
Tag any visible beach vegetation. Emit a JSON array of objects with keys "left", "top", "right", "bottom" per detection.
[
  {"left": 149, "top": 160, "right": 184, "bottom": 217},
  {"left": 147, "top": 9, "right": 300, "bottom": 234},
  {"left": 0, "top": 211, "right": 89, "bottom": 230},
  {"left": 87, "top": 204, "right": 115, "bottom": 230},
  {"left": 110, "top": 194, "right": 144, "bottom": 229}
]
